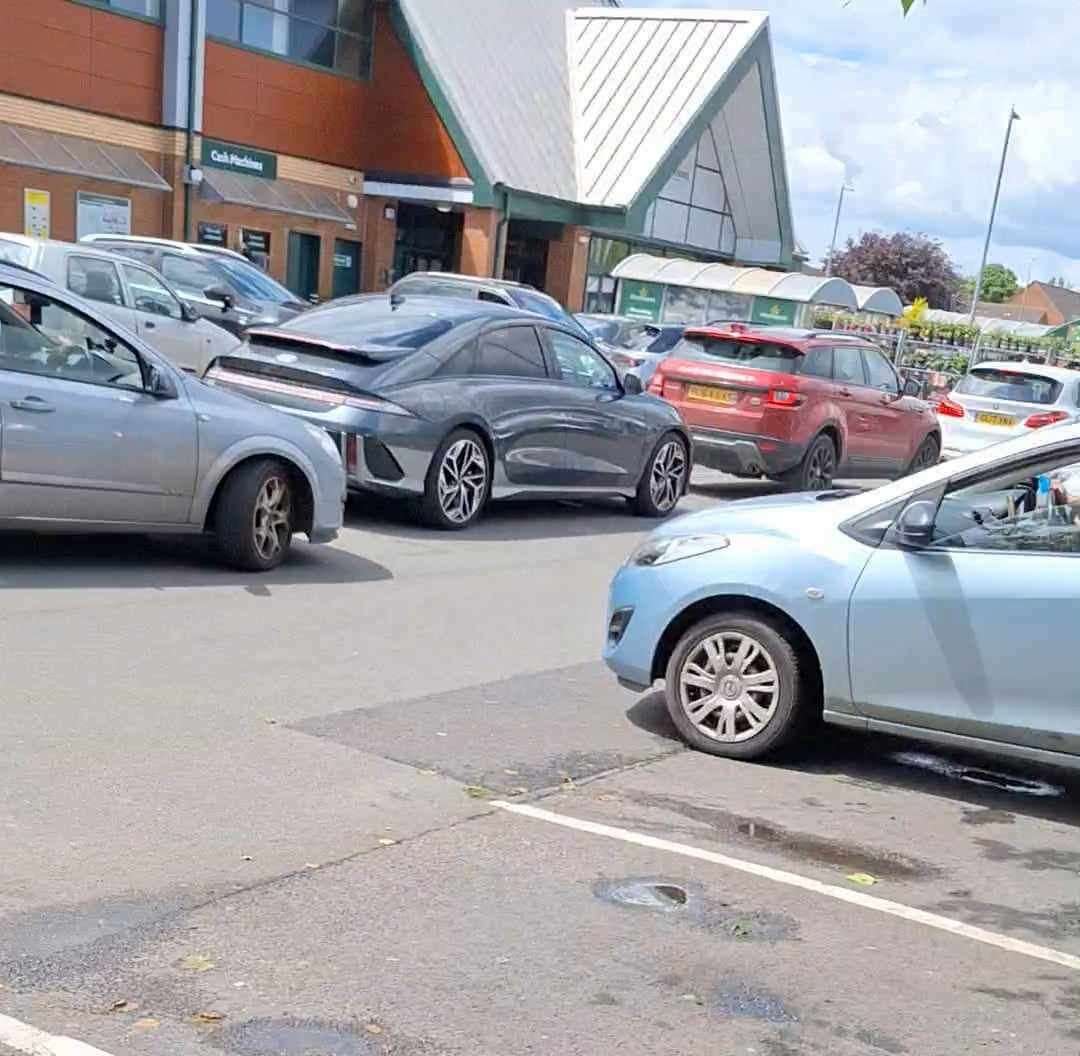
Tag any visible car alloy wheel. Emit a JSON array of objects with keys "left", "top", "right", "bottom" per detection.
[
  {"left": 252, "top": 474, "right": 292, "bottom": 562},
  {"left": 677, "top": 631, "right": 780, "bottom": 743},
  {"left": 649, "top": 439, "right": 688, "bottom": 513},
  {"left": 806, "top": 440, "right": 836, "bottom": 490},
  {"left": 437, "top": 437, "right": 488, "bottom": 524}
]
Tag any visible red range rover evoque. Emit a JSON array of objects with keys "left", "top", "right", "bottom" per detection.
[{"left": 647, "top": 324, "right": 941, "bottom": 490}]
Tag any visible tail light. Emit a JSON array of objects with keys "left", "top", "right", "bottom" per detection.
[
  {"left": 1024, "top": 409, "right": 1070, "bottom": 429},
  {"left": 936, "top": 397, "right": 965, "bottom": 418},
  {"left": 766, "top": 388, "right": 805, "bottom": 408},
  {"left": 344, "top": 434, "right": 360, "bottom": 476}
]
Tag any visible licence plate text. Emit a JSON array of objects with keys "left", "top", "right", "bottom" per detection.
[
  {"left": 975, "top": 412, "right": 1015, "bottom": 428},
  {"left": 687, "top": 384, "right": 738, "bottom": 406}
]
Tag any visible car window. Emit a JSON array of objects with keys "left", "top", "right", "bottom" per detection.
[
  {"left": 833, "top": 345, "right": 867, "bottom": 385},
  {"left": 800, "top": 346, "right": 833, "bottom": 379},
  {"left": 862, "top": 347, "right": 899, "bottom": 393},
  {"left": 210, "top": 256, "right": 295, "bottom": 303},
  {"left": 0, "top": 281, "right": 145, "bottom": 390},
  {"left": 106, "top": 244, "right": 158, "bottom": 266},
  {"left": 0, "top": 239, "right": 32, "bottom": 267},
  {"left": 161, "top": 255, "right": 222, "bottom": 299},
  {"left": 953, "top": 367, "right": 1063, "bottom": 405},
  {"left": 674, "top": 335, "right": 801, "bottom": 372},
  {"left": 646, "top": 327, "right": 684, "bottom": 356},
  {"left": 475, "top": 326, "right": 547, "bottom": 378},
  {"left": 66, "top": 256, "right": 124, "bottom": 306},
  {"left": 548, "top": 331, "right": 619, "bottom": 391},
  {"left": 119, "top": 263, "right": 182, "bottom": 319}
]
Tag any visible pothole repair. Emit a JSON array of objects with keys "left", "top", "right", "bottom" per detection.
[
  {"left": 211, "top": 1017, "right": 379, "bottom": 1056},
  {"left": 594, "top": 877, "right": 689, "bottom": 912}
]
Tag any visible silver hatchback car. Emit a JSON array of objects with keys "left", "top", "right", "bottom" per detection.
[{"left": 0, "top": 262, "right": 344, "bottom": 570}]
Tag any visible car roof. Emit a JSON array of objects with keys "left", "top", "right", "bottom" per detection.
[
  {"left": 395, "top": 271, "right": 535, "bottom": 292},
  {"left": 968, "top": 359, "right": 1080, "bottom": 382},
  {"left": 291, "top": 293, "right": 550, "bottom": 330},
  {"left": 79, "top": 234, "right": 211, "bottom": 257},
  {"left": 0, "top": 232, "right": 150, "bottom": 266}
]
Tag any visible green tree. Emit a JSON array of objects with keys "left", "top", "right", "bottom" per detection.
[
  {"left": 828, "top": 231, "right": 960, "bottom": 309},
  {"left": 978, "top": 263, "right": 1019, "bottom": 303}
]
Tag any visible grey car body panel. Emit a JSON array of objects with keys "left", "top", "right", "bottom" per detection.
[{"left": 0, "top": 262, "right": 343, "bottom": 541}]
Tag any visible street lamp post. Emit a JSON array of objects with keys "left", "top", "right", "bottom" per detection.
[
  {"left": 968, "top": 107, "right": 1021, "bottom": 324},
  {"left": 825, "top": 182, "right": 853, "bottom": 277}
]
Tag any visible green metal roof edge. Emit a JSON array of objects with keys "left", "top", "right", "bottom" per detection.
[
  {"left": 390, "top": 2, "right": 495, "bottom": 206},
  {"left": 622, "top": 27, "right": 795, "bottom": 268}
]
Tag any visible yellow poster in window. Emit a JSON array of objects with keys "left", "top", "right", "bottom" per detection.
[{"left": 23, "top": 189, "right": 50, "bottom": 239}]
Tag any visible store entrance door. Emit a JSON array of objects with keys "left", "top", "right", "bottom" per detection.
[
  {"left": 332, "top": 239, "right": 362, "bottom": 299},
  {"left": 393, "top": 203, "right": 461, "bottom": 281},
  {"left": 287, "top": 232, "right": 321, "bottom": 302}
]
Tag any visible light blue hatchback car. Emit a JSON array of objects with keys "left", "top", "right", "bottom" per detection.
[{"left": 605, "top": 421, "right": 1080, "bottom": 770}]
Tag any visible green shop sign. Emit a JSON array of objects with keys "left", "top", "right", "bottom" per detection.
[
  {"left": 750, "top": 297, "right": 799, "bottom": 327},
  {"left": 617, "top": 280, "right": 664, "bottom": 322},
  {"left": 202, "top": 138, "right": 277, "bottom": 180}
]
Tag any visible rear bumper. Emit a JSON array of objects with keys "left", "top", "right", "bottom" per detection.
[{"left": 690, "top": 427, "right": 801, "bottom": 476}]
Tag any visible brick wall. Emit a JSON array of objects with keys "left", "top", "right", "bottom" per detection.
[{"left": 544, "top": 225, "right": 589, "bottom": 310}]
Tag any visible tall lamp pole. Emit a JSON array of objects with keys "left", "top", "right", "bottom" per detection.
[
  {"left": 968, "top": 106, "right": 1020, "bottom": 323},
  {"left": 825, "top": 182, "right": 853, "bottom": 277}
]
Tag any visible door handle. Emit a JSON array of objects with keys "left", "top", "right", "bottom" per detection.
[
  {"left": 10, "top": 396, "right": 55, "bottom": 413},
  {"left": 144, "top": 320, "right": 156, "bottom": 330},
  {"left": 835, "top": 387, "right": 852, "bottom": 398}
]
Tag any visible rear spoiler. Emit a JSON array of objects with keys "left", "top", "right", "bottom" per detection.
[{"left": 244, "top": 327, "right": 413, "bottom": 364}]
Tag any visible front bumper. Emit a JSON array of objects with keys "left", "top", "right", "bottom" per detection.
[{"left": 690, "top": 427, "right": 800, "bottom": 477}]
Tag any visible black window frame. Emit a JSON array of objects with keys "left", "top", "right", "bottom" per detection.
[{"left": 471, "top": 323, "right": 550, "bottom": 380}]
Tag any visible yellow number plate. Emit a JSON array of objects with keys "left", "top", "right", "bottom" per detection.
[
  {"left": 687, "top": 384, "right": 738, "bottom": 406},
  {"left": 975, "top": 412, "right": 1015, "bottom": 427}
]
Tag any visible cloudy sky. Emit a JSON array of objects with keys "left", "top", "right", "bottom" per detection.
[{"left": 640, "top": 0, "right": 1078, "bottom": 285}]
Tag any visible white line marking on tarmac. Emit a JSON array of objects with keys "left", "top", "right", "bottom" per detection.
[
  {"left": 0, "top": 1012, "right": 115, "bottom": 1056},
  {"left": 493, "top": 799, "right": 1080, "bottom": 973}
]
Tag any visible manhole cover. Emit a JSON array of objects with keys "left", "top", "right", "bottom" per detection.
[
  {"left": 213, "top": 1018, "right": 377, "bottom": 1056},
  {"left": 593, "top": 877, "right": 689, "bottom": 912}
]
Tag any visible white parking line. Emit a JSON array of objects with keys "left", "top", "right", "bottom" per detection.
[
  {"left": 0, "top": 1013, "right": 115, "bottom": 1056},
  {"left": 494, "top": 800, "right": 1080, "bottom": 973}
]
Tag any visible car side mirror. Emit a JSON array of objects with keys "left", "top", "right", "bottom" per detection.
[
  {"left": 622, "top": 372, "right": 644, "bottom": 396},
  {"left": 903, "top": 377, "right": 922, "bottom": 397},
  {"left": 146, "top": 363, "right": 177, "bottom": 399},
  {"left": 891, "top": 499, "right": 937, "bottom": 549},
  {"left": 204, "top": 285, "right": 234, "bottom": 311},
  {"left": 180, "top": 302, "right": 199, "bottom": 323}
]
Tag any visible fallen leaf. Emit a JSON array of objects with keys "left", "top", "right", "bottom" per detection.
[
  {"left": 377, "top": 837, "right": 397, "bottom": 846},
  {"left": 240, "top": 855, "right": 253, "bottom": 862},
  {"left": 365, "top": 1023, "right": 384, "bottom": 1035},
  {"left": 846, "top": 872, "right": 878, "bottom": 887},
  {"left": 133, "top": 1018, "right": 160, "bottom": 1032},
  {"left": 194, "top": 1011, "right": 225, "bottom": 1024},
  {"left": 180, "top": 954, "right": 216, "bottom": 973},
  {"left": 464, "top": 785, "right": 493, "bottom": 799}
]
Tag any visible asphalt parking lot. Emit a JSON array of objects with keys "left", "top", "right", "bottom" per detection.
[{"left": 1, "top": 470, "right": 1078, "bottom": 1056}]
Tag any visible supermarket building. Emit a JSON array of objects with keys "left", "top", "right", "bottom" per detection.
[{"left": 0, "top": 0, "right": 795, "bottom": 310}]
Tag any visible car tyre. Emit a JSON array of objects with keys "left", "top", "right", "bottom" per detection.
[
  {"left": 420, "top": 428, "right": 491, "bottom": 530},
  {"left": 633, "top": 432, "right": 689, "bottom": 517},
  {"left": 777, "top": 433, "right": 836, "bottom": 492},
  {"left": 214, "top": 458, "right": 294, "bottom": 571},
  {"left": 664, "top": 613, "right": 807, "bottom": 761},
  {"left": 905, "top": 434, "right": 940, "bottom": 476}
]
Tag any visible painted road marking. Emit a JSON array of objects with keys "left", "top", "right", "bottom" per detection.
[
  {"left": 0, "top": 1012, "right": 115, "bottom": 1056},
  {"left": 494, "top": 800, "right": 1080, "bottom": 973}
]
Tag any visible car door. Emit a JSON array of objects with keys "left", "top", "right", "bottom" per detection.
[
  {"left": 830, "top": 344, "right": 872, "bottom": 472},
  {"left": 63, "top": 254, "right": 138, "bottom": 335},
  {"left": 847, "top": 442, "right": 1080, "bottom": 756},
  {"left": 117, "top": 261, "right": 213, "bottom": 373},
  {"left": 0, "top": 278, "right": 197, "bottom": 525},
  {"left": 857, "top": 345, "right": 914, "bottom": 472},
  {"left": 541, "top": 328, "right": 647, "bottom": 488}
]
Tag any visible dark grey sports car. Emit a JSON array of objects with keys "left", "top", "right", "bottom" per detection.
[{"left": 204, "top": 295, "right": 691, "bottom": 529}]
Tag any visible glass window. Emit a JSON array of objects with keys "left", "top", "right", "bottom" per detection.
[
  {"left": 953, "top": 367, "right": 1063, "bottom": 406},
  {"left": 120, "top": 264, "right": 182, "bottom": 319},
  {"left": 86, "top": 0, "right": 161, "bottom": 18},
  {"left": 673, "top": 335, "right": 801, "bottom": 373},
  {"left": 0, "top": 283, "right": 144, "bottom": 390},
  {"left": 0, "top": 239, "right": 32, "bottom": 267},
  {"left": 833, "top": 345, "right": 866, "bottom": 386},
  {"left": 475, "top": 327, "right": 547, "bottom": 378},
  {"left": 862, "top": 347, "right": 899, "bottom": 393},
  {"left": 549, "top": 331, "right": 619, "bottom": 391},
  {"left": 66, "top": 256, "right": 124, "bottom": 306},
  {"left": 662, "top": 285, "right": 708, "bottom": 326},
  {"left": 800, "top": 346, "right": 833, "bottom": 379},
  {"left": 211, "top": 256, "right": 295, "bottom": 303},
  {"left": 161, "top": 255, "right": 222, "bottom": 299}
]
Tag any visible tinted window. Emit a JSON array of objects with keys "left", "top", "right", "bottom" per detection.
[
  {"left": 162, "top": 255, "right": 221, "bottom": 299},
  {"left": 833, "top": 345, "right": 866, "bottom": 385},
  {"left": 862, "top": 347, "right": 899, "bottom": 393},
  {"left": 513, "top": 289, "right": 566, "bottom": 323},
  {"left": 210, "top": 257, "right": 296, "bottom": 303},
  {"left": 674, "top": 336, "right": 801, "bottom": 373},
  {"left": 549, "top": 331, "right": 619, "bottom": 391},
  {"left": 954, "top": 367, "right": 1063, "bottom": 405},
  {"left": 475, "top": 326, "right": 547, "bottom": 378},
  {"left": 577, "top": 317, "right": 620, "bottom": 342},
  {"left": 646, "top": 327, "right": 684, "bottom": 356},
  {"left": 800, "top": 346, "right": 833, "bottom": 379},
  {"left": 67, "top": 256, "right": 123, "bottom": 305}
]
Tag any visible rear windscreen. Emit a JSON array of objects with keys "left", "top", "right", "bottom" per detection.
[
  {"left": 674, "top": 336, "right": 801, "bottom": 372},
  {"left": 954, "top": 368, "right": 1062, "bottom": 405}
]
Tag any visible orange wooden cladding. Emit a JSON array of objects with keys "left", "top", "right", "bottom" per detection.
[{"left": 0, "top": 0, "right": 163, "bottom": 125}]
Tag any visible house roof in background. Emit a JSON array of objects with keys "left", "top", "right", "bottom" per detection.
[
  {"left": 1021, "top": 281, "right": 1080, "bottom": 322},
  {"left": 973, "top": 300, "right": 1046, "bottom": 324}
]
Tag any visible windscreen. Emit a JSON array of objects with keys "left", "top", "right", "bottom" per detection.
[
  {"left": 674, "top": 335, "right": 801, "bottom": 372},
  {"left": 211, "top": 257, "right": 297, "bottom": 303},
  {"left": 954, "top": 367, "right": 1062, "bottom": 405}
]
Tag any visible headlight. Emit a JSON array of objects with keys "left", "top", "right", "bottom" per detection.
[
  {"left": 303, "top": 422, "right": 342, "bottom": 463},
  {"left": 629, "top": 534, "right": 730, "bottom": 567}
]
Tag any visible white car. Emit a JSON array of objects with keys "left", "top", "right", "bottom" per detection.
[{"left": 937, "top": 360, "right": 1080, "bottom": 458}]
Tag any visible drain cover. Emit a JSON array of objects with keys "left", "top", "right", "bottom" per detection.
[
  {"left": 213, "top": 1018, "right": 377, "bottom": 1056},
  {"left": 594, "top": 877, "right": 689, "bottom": 912}
]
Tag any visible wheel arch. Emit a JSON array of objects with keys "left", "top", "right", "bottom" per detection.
[{"left": 816, "top": 420, "right": 844, "bottom": 464}]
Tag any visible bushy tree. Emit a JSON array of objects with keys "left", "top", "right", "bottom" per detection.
[
  {"left": 977, "top": 263, "right": 1019, "bottom": 303},
  {"left": 828, "top": 232, "right": 961, "bottom": 308}
]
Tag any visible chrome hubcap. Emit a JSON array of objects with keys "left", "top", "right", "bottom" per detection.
[
  {"left": 807, "top": 444, "right": 835, "bottom": 490},
  {"left": 650, "top": 440, "right": 687, "bottom": 511},
  {"left": 438, "top": 438, "right": 487, "bottom": 523},
  {"left": 678, "top": 631, "right": 780, "bottom": 743},
  {"left": 252, "top": 475, "right": 291, "bottom": 561}
]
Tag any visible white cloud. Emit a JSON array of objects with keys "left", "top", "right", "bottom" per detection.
[{"left": 633, "top": 0, "right": 1080, "bottom": 285}]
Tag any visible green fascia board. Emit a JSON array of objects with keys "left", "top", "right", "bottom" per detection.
[
  {"left": 622, "top": 29, "right": 795, "bottom": 268},
  {"left": 503, "top": 188, "right": 624, "bottom": 227},
  {"left": 389, "top": 3, "right": 494, "bottom": 205}
]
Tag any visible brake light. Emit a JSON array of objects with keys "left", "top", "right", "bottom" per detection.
[
  {"left": 344, "top": 433, "right": 359, "bottom": 475},
  {"left": 936, "top": 397, "right": 965, "bottom": 418},
  {"left": 1024, "top": 409, "right": 1070, "bottom": 429},
  {"left": 766, "top": 388, "right": 805, "bottom": 408}
]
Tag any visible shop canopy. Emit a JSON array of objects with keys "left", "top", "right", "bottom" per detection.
[
  {"left": 852, "top": 285, "right": 904, "bottom": 316},
  {"left": 0, "top": 121, "right": 169, "bottom": 191},
  {"left": 199, "top": 169, "right": 352, "bottom": 224},
  {"left": 923, "top": 308, "right": 1052, "bottom": 338}
]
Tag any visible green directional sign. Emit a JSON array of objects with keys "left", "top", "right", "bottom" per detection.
[
  {"left": 617, "top": 280, "right": 665, "bottom": 322},
  {"left": 202, "top": 138, "right": 278, "bottom": 180},
  {"left": 750, "top": 297, "right": 799, "bottom": 326}
]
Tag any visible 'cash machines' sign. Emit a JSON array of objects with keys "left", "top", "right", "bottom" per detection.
[{"left": 202, "top": 138, "right": 278, "bottom": 180}]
